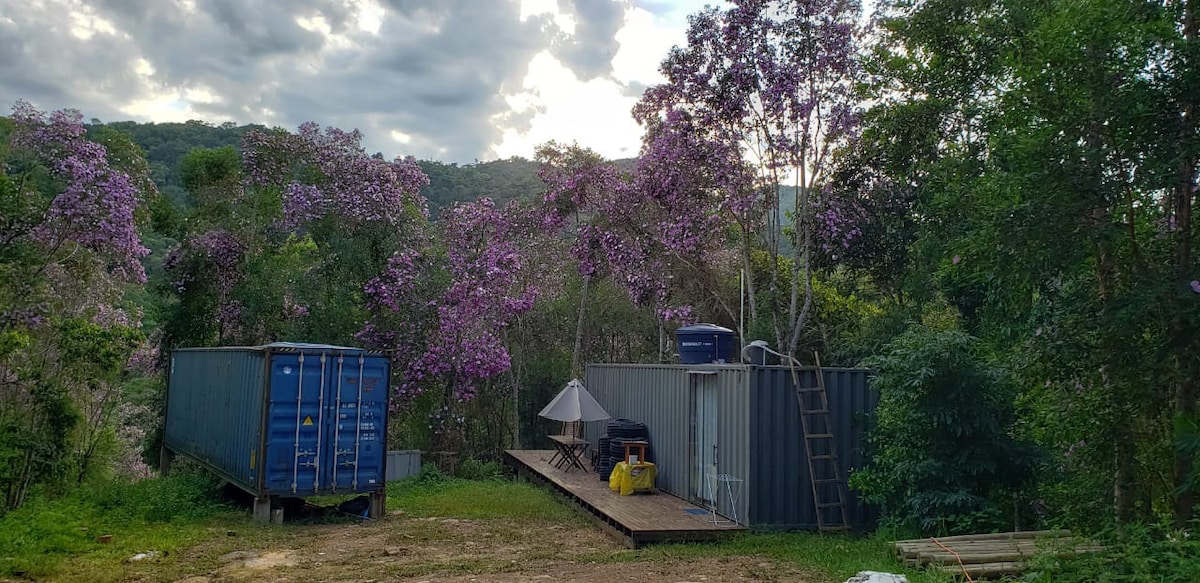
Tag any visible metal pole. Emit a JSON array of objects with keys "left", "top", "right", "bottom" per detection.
[
  {"left": 739, "top": 269, "right": 746, "bottom": 357},
  {"left": 313, "top": 354, "right": 326, "bottom": 492},
  {"left": 333, "top": 355, "right": 344, "bottom": 490},
  {"left": 352, "top": 355, "right": 364, "bottom": 490},
  {"left": 291, "top": 354, "right": 305, "bottom": 494}
]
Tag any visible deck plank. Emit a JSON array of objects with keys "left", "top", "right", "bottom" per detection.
[{"left": 505, "top": 449, "right": 743, "bottom": 547}]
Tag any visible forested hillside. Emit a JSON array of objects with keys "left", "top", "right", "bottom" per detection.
[
  {"left": 86, "top": 119, "right": 555, "bottom": 215},
  {"left": 87, "top": 120, "right": 262, "bottom": 206}
]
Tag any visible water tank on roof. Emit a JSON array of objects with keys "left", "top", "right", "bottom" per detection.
[{"left": 675, "top": 323, "right": 735, "bottom": 364}]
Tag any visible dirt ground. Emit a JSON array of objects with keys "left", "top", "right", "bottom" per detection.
[{"left": 151, "top": 511, "right": 816, "bottom": 583}]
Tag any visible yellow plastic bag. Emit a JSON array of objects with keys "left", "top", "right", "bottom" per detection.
[{"left": 608, "top": 461, "right": 656, "bottom": 495}]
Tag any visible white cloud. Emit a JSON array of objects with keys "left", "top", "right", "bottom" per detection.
[
  {"left": 184, "top": 86, "right": 221, "bottom": 104},
  {"left": 120, "top": 94, "right": 208, "bottom": 123},
  {"left": 356, "top": 0, "right": 384, "bottom": 34},
  {"left": 68, "top": 4, "right": 119, "bottom": 40},
  {"left": 4, "top": 0, "right": 727, "bottom": 162},
  {"left": 295, "top": 14, "right": 333, "bottom": 36},
  {"left": 493, "top": 50, "right": 647, "bottom": 159},
  {"left": 612, "top": 5, "right": 681, "bottom": 85},
  {"left": 491, "top": 2, "right": 703, "bottom": 160},
  {"left": 133, "top": 58, "right": 154, "bottom": 77}
]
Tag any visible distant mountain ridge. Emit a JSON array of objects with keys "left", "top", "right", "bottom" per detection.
[{"left": 88, "top": 119, "right": 642, "bottom": 215}]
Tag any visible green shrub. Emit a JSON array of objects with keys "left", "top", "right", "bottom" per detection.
[
  {"left": 0, "top": 468, "right": 226, "bottom": 577},
  {"left": 414, "top": 462, "right": 450, "bottom": 484},
  {"left": 88, "top": 468, "right": 222, "bottom": 522},
  {"left": 1026, "top": 523, "right": 1200, "bottom": 583},
  {"left": 455, "top": 457, "right": 506, "bottom": 481},
  {"left": 851, "top": 326, "right": 1042, "bottom": 535}
]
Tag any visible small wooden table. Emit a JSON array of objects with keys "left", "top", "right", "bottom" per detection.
[
  {"left": 548, "top": 435, "right": 590, "bottom": 472},
  {"left": 622, "top": 440, "right": 649, "bottom": 464}
]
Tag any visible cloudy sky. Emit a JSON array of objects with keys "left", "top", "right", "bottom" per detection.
[{"left": 0, "top": 0, "right": 722, "bottom": 162}]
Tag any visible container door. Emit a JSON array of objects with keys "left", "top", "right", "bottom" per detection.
[
  {"left": 690, "top": 373, "right": 718, "bottom": 503},
  {"left": 321, "top": 353, "right": 388, "bottom": 492},
  {"left": 264, "top": 352, "right": 328, "bottom": 494}
]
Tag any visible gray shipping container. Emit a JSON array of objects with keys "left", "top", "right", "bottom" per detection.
[
  {"left": 584, "top": 363, "right": 878, "bottom": 530},
  {"left": 164, "top": 343, "right": 390, "bottom": 522},
  {"left": 386, "top": 450, "right": 422, "bottom": 481}
]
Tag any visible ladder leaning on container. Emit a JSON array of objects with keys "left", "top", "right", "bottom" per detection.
[{"left": 788, "top": 352, "right": 850, "bottom": 532}]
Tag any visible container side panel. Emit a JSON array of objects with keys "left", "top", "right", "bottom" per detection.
[
  {"left": 585, "top": 365, "right": 690, "bottom": 497},
  {"left": 386, "top": 450, "right": 422, "bottom": 481},
  {"left": 263, "top": 353, "right": 327, "bottom": 494},
  {"left": 748, "top": 366, "right": 878, "bottom": 530},
  {"left": 714, "top": 368, "right": 750, "bottom": 523},
  {"left": 584, "top": 363, "right": 751, "bottom": 526},
  {"left": 165, "top": 350, "right": 265, "bottom": 493},
  {"left": 748, "top": 366, "right": 804, "bottom": 527},
  {"left": 325, "top": 353, "right": 389, "bottom": 493}
]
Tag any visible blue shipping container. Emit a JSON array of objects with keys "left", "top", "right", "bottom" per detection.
[{"left": 164, "top": 343, "right": 390, "bottom": 521}]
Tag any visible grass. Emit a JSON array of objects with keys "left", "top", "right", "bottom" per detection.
[
  {"left": 615, "top": 533, "right": 954, "bottom": 582},
  {"left": 386, "top": 469, "right": 950, "bottom": 582},
  {"left": 0, "top": 469, "right": 246, "bottom": 581},
  {"left": 385, "top": 474, "right": 584, "bottom": 523},
  {"left": 0, "top": 467, "right": 954, "bottom": 583}
]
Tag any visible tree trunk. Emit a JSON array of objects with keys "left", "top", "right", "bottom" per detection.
[
  {"left": 768, "top": 182, "right": 784, "bottom": 351},
  {"left": 506, "top": 349, "right": 522, "bottom": 450},
  {"left": 570, "top": 275, "right": 590, "bottom": 379},
  {"left": 657, "top": 318, "right": 665, "bottom": 363},
  {"left": 1113, "top": 427, "right": 1137, "bottom": 525},
  {"left": 739, "top": 228, "right": 759, "bottom": 328},
  {"left": 1094, "top": 234, "right": 1133, "bottom": 523},
  {"left": 1175, "top": 375, "right": 1197, "bottom": 527},
  {"left": 786, "top": 177, "right": 815, "bottom": 357},
  {"left": 1172, "top": 0, "right": 1198, "bottom": 529}
]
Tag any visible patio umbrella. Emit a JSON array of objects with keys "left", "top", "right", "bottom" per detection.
[{"left": 538, "top": 379, "right": 610, "bottom": 422}]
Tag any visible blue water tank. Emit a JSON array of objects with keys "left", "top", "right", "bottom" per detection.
[{"left": 676, "top": 323, "right": 736, "bottom": 364}]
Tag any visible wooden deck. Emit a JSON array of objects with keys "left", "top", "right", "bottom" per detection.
[{"left": 505, "top": 449, "right": 745, "bottom": 548}]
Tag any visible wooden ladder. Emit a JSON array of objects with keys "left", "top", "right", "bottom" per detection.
[{"left": 790, "top": 352, "right": 850, "bottom": 532}]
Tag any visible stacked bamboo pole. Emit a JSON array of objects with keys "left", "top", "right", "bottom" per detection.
[{"left": 892, "top": 530, "right": 1103, "bottom": 579}]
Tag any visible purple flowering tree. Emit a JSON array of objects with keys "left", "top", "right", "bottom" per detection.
[
  {"left": 163, "top": 229, "right": 248, "bottom": 343},
  {"left": 244, "top": 123, "right": 430, "bottom": 341},
  {"left": 380, "top": 199, "right": 538, "bottom": 401},
  {"left": 537, "top": 138, "right": 743, "bottom": 363},
  {"left": 7, "top": 101, "right": 150, "bottom": 282},
  {"left": 243, "top": 122, "right": 429, "bottom": 230},
  {"left": 634, "top": 0, "right": 863, "bottom": 355},
  {"left": 165, "top": 122, "right": 431, "bottom": 349},
  {"left": 358, "top": 198, "right": 540, "bottom": 451},
  {"left": 630, "top": 110, "right": 756, "bottom": 326},
  {"left": 1, "top": 101, "right": 153, "bottom": 508},
  {"left": 534, "top": 142, "right": 627, "bottom": 374}
]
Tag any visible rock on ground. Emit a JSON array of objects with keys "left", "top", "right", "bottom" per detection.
[{"left": 845, "top": 572, "right": 909, "bottom": 583}]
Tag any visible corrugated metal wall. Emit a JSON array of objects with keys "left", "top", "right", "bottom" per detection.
[
  {"left": 585, "top": 364, "right": 752, "bottom": 523},
  {"left": 585, "top": 363, "right": 877, "bottom": 531},
  {"left": 748, "top": 366, "right": 878, "bottom": 530},
  {"left": 585, "top": 365, "right": 690, "bottom": 495},
  {"left": 165, "top": 349, "right": 266, "bottom": 492}
]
